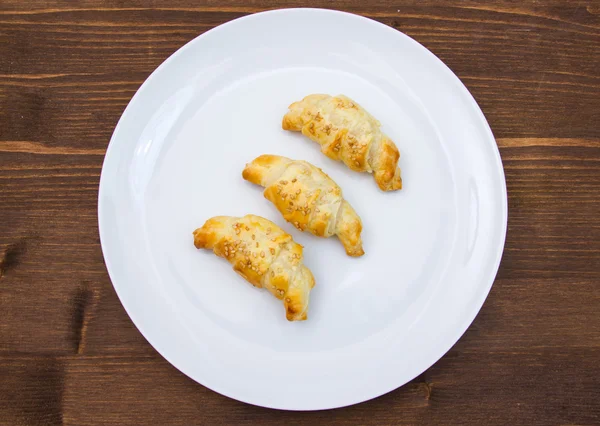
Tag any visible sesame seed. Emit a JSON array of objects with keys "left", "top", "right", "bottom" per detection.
[
  {"left": 296, "top": 189, "right": 301, "bottom": 195},
  {"left": 251, "top": 234, "right": 255, "bottom": 240},
  {"left": 256, "top": 242, "right": 259, "bottom": 248},
  {"left": 280, "top": 180, "right": 288, "bottom": 185},
  {"left": 266, "top": 227, "right": 271, "bottom": 234},
  {"left": 291, "top": 178, "right": 297, "bottom": 183},
  {"left": 315, "top": 208, "right": 320, "bottom": 213},
  {"left": 235, "top": 229, "right": 241, "bottom": 234},
  {"left": 245, "top": 226, "right": 249, "bottom": 231},
  {"left": 253, "top": 252, "right": 257, "bottom": 258},
  {"left": 285, "top": 298, "right": 290, "bottom": 303},
  {"left": 289, "top": 201, "right": 294, "bottom": 206},
  {"left": 260, "top": 251, "right": 265, "bottom": 257},
  {"left": 355, "top": 161, "right": 360, "bottom": 166},
  {"left": 270, "top": 248, "right": 275, "bottom": 255},
  {"left": 271, "top": 271, "right": 275, "bottom": 278}
]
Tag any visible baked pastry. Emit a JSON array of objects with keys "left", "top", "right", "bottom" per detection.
[
  {"left": 243, "top": 154, "right": 364, "bottom": 257},
  {"left": 282, "top": 94, "right": 402, "bottom": 191},
  {"left": 193, "top": 214, "right": 315, "bottom": 321}
]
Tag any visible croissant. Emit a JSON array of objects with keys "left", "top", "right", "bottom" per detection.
[
  {"left": 243, "top": 155, "right": 364, "bottom": 257},
  {"left": 193, "top": 214, "right": 315, "bottom": 321},
  {"left": 282, "top": 94, "right": 402, "bottom": 191}
]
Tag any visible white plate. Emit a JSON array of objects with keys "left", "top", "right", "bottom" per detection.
[{"left": 99, "top": 8, "right": 507, "bottom": 410}]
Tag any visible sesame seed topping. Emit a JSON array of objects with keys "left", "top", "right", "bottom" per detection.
[
  {"left": 253, "top": 252, "right": 257, "bottom": 258},
  {"left": 296, "top": 189, "right": 301, "bottom": 195},
  {"left": 251, "top": 234, "right": 255, "bottom": 240},
  {"left": 270, "top": 248, "right": 275, "bottom": 255},
  {"left": 256, "top": 242, "right": 259, "bottom": 248},
  {"left": 260, "top": 251, "right": 265, "bottom": 257},
  {"left": 291, "top": 178, "right": 297, "bottom": 183},
  {"left": 280, "top": 180, "right": 288, "bottom": 185},
  {"left": 315, "top": 208, "right": 320, "bottom": 213},
  {"left": 355, "top": 161, "right": 360, "bottom": 166},
  {"left": 245, "top": 226, "right": 249, "bottom": 231},
  {"left": 266, "top": 227, "right": 271, "bottom": 234}
]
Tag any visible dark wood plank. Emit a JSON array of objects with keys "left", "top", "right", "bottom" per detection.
[
  {"left": 2, "top": 347, "right": 598, "bottom": 426},
  {"left": 1, "top": 4, "right": 599, "bottom": 139},
  {"left": 1, "top": 1, "right": 599, "bottom": 424}
]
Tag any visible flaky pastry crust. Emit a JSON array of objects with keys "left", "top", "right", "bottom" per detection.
[
  {"left": 193, "top": 214, "right": 315, "bottom": 321},
  {"left": 282, "top": 94, "right": 402, "bottom": 191},
  {"left": 243, "top": 155, "right": 364, "bottom": 257}
]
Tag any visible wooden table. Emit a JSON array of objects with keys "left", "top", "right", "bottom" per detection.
[{"left": 1, "top": 1, "right": 599, "bottom": 424}]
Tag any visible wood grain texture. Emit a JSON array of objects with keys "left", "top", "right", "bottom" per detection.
[{"left": 1, "top": 0, "right": 599, "bottom": 425}]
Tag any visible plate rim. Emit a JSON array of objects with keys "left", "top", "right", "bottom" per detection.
[{"left": 98, "top": 7, "right": 508, "bottom": 410}]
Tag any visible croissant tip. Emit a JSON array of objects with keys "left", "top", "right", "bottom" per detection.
[
  {"left": 347, "top": 248, "right": 365, "bottom": 257},
  {"left": 287, "top": 312, "right": 308, "bottom": 321}
]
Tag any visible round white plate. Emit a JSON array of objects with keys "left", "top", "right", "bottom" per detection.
[{"left": 99, "top": 8, "right": 507, "bottom": 410}]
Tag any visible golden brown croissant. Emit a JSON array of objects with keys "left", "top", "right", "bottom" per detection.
[
  {"left": 193, "top": 214, "right": 315, "bottom": 321},
  {"left": 282, "top": 94, "right": 402, "bottom": 191},
  {"left": 242, "top": 155, "right": 364, "bottom": 257}
]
